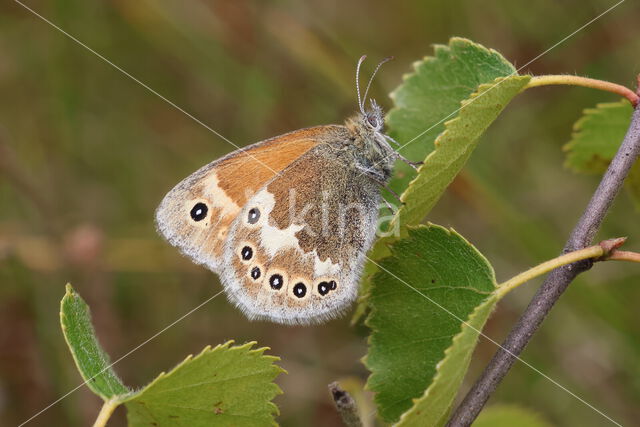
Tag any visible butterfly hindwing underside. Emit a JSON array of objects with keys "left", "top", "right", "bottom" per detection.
[{"left": 221, "top": 135, "right": 381, "bottom": 324}]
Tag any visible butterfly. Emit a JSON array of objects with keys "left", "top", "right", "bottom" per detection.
[{"left": 155, "top": 56, "right": 418, "bottom": 324}]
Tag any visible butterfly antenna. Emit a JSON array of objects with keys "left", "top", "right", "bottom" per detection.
[
  {"left": 356, "top": 55, "right": 367, "bottom": 115},
  {"left": 362, "top": 56, "right": 393, "bottom": 110}
]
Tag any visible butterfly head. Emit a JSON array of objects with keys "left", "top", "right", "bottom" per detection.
[
  {"left": 362, "top": 98, "right": 384, "bottom": 132},
  {"left": 347, "top": 55, "right": 397, "bottom": 174}
]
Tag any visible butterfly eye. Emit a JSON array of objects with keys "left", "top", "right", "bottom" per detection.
[
  {"left": 269, "top": 274, "right": 283, "bottom": 290},
  {"left": 293, "top": 282, "right": 307, "bottom": 298},
  {"left": 240, "top": 246, "right": 253, "bottom": 261},
  {"left": 367, "top": 116, "right": 377, "bottom": 127},
  {"left": 247, "top": 208, "right": 260, "bottom": 224},
  {"left": 190, "top": 202, "right": 208, "bottom": 221}
]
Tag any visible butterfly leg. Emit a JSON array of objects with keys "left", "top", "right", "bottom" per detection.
[
  {"left": 356, "top": 165, "right": 403, "bottom": 204},
  {"left": 381, "top": 197, "right": 398, "bottom": 215},
  {"left": 380, "top": 183, "right": 402, "bottom": 204},
  {"left": 395, "top": 152, "right": 423, "bottom": 171}
]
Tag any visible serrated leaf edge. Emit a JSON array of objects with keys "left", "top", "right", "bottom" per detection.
[
  {"left": 396, "top": 293, "right": 499, "bottom": 426},
  {"left": 562, "top": 99, "right": 631, "bottom": 173},
  {"left": 353, "top": 41, "right": 525, "bottom": 326},
  {"left": 362, "top": 224, "right": 498, "bottom": 391},
  {"left": 122, "top": 340, "right": 285, "bottom": 419},
  {"left": 362, "top": 223, "right": 496, "bottom": 357},
  {"left": 389, "top": 37, "right": 516, "bottom": 104},
  {"left": 395, "top": 75, "right": 530, "bottom": 214},
  {"left": 359, "top": 76, "right": 527, "bottom": 305}
]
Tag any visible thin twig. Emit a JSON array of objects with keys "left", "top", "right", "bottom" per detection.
[
  {"left": 607, "top": 250, "right": 640, "bottom": 263},
  {"left": 329, "top": 382, "right": 363, "bottom": 427},
  {"left": 448, "top": 104, "right": 640, "bottom": 426},
  {"left": 495, "top": 237, "right": 625, "bottom": 299},
  {"left": 525, "top": 75, "right": 639, "bottom": 106}
]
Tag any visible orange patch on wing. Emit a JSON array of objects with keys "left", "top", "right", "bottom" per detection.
[{"left": 216, "top": 127, "right": 331, "bottom": 205}]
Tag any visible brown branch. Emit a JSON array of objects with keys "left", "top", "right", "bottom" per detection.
[{"left": 447, "top": 103, "right": 640, "bottom": 425}]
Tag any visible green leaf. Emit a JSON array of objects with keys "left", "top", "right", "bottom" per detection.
[
  {"left": 472, "top": 404, "right": 552, "bottom": 427},
  {"left": 367, "top": 222, "right": 589, "bottom": 425},
  {"left": 60, "top": 285, "right": 284, "bottom": 426},
  {"left": 563, "top": 100, "right": 640, "bottom": 209},
  {"left": 393, "top": 74, "right": 530, "bottom": 228},
  {"left": 124, "top": 341, "right": 284, "bottom": 427},
  {"left": 397, "top": 295, "right": 497, "bottom": 426},
  {"left": 387, "top": 37, "right": 519, "bottom": 195},
  {"left": 564, "top": 100, "right": 633, "bottom": 173},
  {"left": 60, "top": 283, "right": 130, "bottom": 400},
  {"left": 364, "top": 225, "right": 497, "bottom": 423},
  {"left": 352, "top": 39, "right": 529, "bottom": 326}
]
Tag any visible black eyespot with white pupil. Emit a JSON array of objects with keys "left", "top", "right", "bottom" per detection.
[
  {"left": 293, "top": 282, "right": 307, "bottom": 298},
  {"left": 240, "top": 246, "right": 253, "bottom": 261},
  {"left": 269, "top": 274, "right": 283, "bottom": 290},
  {"left": 247, "top": 208, "right": 260, "bottom": 224},
  {"left": 190, "top": 202, "right": 208, "bottom": 221},
  {"left": 250, "top": 266, "right": 261, "bottom": 280},
  {"left": 318, "top": 280, "right": 337, "bottom": 296},
  {"left": 318, "top": 282, "right": 330, "bottom": 296}
]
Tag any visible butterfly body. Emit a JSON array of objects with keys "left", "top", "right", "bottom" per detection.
[{"left": 156, "top": 58, "right": 409, "bottom": 324}]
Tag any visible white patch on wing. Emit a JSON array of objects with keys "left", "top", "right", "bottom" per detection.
[
  {"left": 313, "top": 253, "right": 341, "bottom": 277},
  {"left": 203, "top": 173, "right": 240, "bottom": 215},
  {"left": 247, "top": 189, "right": 305, "bottom": 257},
  {"left": 260, "top": 222, "right": 304, "bottom": 257}
]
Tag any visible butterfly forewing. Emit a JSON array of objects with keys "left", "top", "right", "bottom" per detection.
[{"left": 155, "top": 126, "right": 333, "bottom": 271}]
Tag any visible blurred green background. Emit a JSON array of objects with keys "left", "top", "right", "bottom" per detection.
[{"left": 1, "top": 0, "right": 639, "bottom": 425}]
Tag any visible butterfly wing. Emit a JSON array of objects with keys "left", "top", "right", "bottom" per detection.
[
  {"left": 155, "top": 126, "right": 338, "bottom": 272},
  {"left": 220, "top": 137, "right": 382, "bottom": 324}
]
